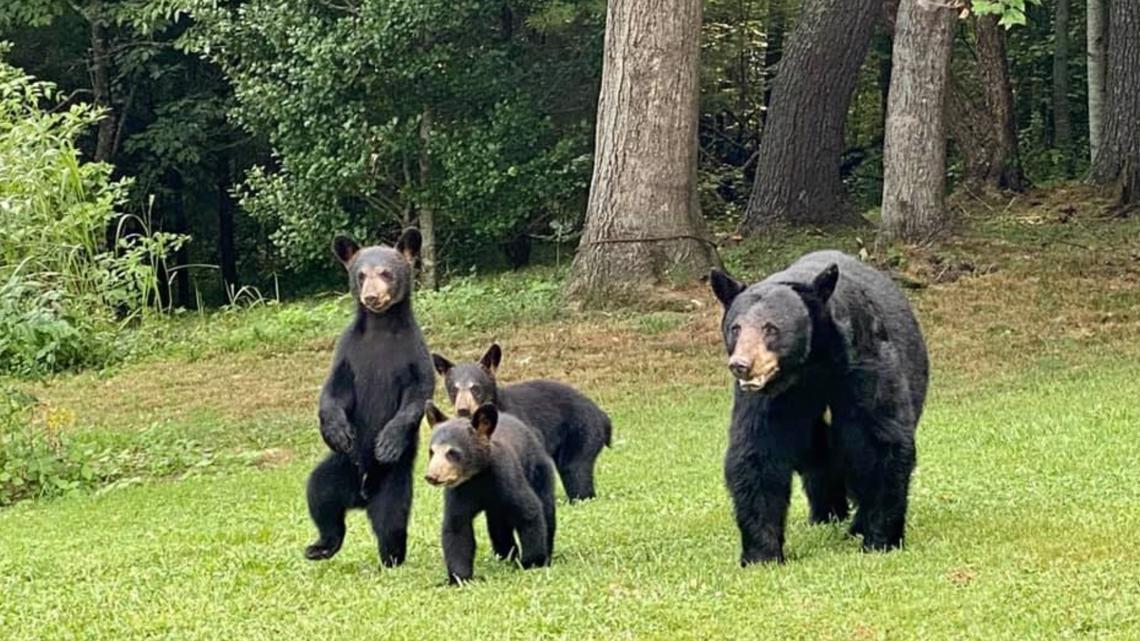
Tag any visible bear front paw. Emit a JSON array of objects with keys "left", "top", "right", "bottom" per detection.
[
  {"left": 319, "top": 421, "right": 354, "bottom": 454},
  {"left": 373, "top": 433, "right": 405, "bottom": 465}
]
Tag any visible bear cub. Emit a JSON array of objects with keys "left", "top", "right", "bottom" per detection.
[
  {"left": 424, "top": 402, "right": 556, "bottom": 584},
  {"left": 432, "top": 344, "right": 611, "bottom": 502},
  {"left": 304, "top": 229, "right": 435, "bottom": 567},
  {"left": 711, "top": 250, "right": 928, "bottom": 565}
]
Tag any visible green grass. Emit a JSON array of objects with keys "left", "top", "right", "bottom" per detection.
[
  {"left": 3, "top": 188, "right": 1140, "bottom": 639},
  {"left": 2, "top": 357, "right": 1140, "bottom": 640}
]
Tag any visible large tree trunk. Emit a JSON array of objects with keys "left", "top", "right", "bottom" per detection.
[
  {"left": 1089, "top": 0, "right": 1140, "bottom": 207},
  {"left": 565, "top": 0, "right": 719, "bottom": 304},
  {"left": 881, "top": 0, "right": 956, "bottom": 241},
  {"left": 947, "top": 14, "right": 1026, "bottom": 192},
  {"left": 418, "top": 108, "right": 438, "bottom": 290},
  {"left": 1086, "top": 0, "right": 1106, "bottom": 164},
  {"left": 739, "top": 0, "right": 880, "bottom": 233},
  {"left": 1052, "top": 0, "right": 1072, "bottom": 169}
]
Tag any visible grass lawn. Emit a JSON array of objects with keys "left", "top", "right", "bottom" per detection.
[{"left": 2, "top": 190, "right": 1139, "bottom": 640}]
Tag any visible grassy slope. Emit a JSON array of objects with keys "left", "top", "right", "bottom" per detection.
[{"left": 2, "top": 189, "right": 1140, "bottom": 639}]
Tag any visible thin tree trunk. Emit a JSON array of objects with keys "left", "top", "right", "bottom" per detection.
[
  {"left": 565, "top": 0, "right": 719, "bottom": 304},
  {"left": 1090, "top": 0, "right": 1140, "bottom": 207},
  {"left": 975, "top": 15, "right": 1025, "bottom": 190},
  {"left": 881, "top": 0, "right": 957, "bottom": 241},
  {"left": 1086, "top": 0, "right": 1106, "bottom": 164},
  {"left": 217, "top": 154, "right": 239, "bottom": 298},
  {"left": 418, "top": 108, "right": 438, "bottom": 289},
  {"left": 1052, "top": 0, "right": 1072, "bottom": 170},
  {"left": 739, "top": 0, "right": 879, "bottom": 232},
  {"left": 90, "top": 15, "right": 120, "bottom": 253},
  {"left": 761, "top": 0, "right": 785, "bottom": 125}
]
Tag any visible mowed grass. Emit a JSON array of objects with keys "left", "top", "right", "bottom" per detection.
[
  {"left": 3, "top": 362, "right": 1140, "bottom": 640},
  {"left": 2, "top": 188, "right": 1140, "bottom": 639}
]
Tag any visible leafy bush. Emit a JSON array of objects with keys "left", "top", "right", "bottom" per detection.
[
  {"left": 0, "top": 45, "right": 183, "bottom": 377},
  {"left": 0, "top": 388, "right": 94, "bottom": 505}
]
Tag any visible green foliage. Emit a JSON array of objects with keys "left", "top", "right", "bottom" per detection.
[
  {"left": 186, "top": 0, "right": 599, "bottom": 271},
  {"left": 0, "top": 388, "right": 93, "bottom": 505},
  {"left": 971, "top": 0, "right": 1044, "bottom": 28},
  {"left": 0, "top": 47, "right": 184, "bottom": 376}
]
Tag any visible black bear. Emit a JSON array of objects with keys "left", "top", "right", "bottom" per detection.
[
  {"left": 423, "top": 402, "right": 556, "bottom": 584},
  {"left": 710, "top": 250, "right": 929, "bottom": 565},
  {"left": 304, "top": 230, "right": 435, "bottom": 567},
  {"left": 431, "top": 344, "right": 611, "bottom": 501}
]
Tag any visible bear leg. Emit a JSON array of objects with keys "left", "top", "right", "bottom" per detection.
[
  {"left": 725, "top": 448, "right": 792, "bottom": 565},
  {"left": 486, "top": 512, "right": 519, "bottom": 561},
  {"left": 365, "top": 464, "right": 414, "bottom": 568},
  {"left": 802, "top": 463, "right": 849, "bottom": 524},
  {"left": 557, "top": 457, "right": 597, "bottom": 503},
  {"left": 305, "top": 453, "right": 363, "bottom": 560},
  {"left": 849, "top": 441, "right": 914, "bottom": 552}
]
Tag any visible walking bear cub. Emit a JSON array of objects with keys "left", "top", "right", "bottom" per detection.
[
  {"left": 424, "top": 402, "right": 556, "bottom": 584},
  {"left": 304, "top": 229, "right": 435, "bottom": 567},
  {"left": 710, "top": 250, "right": 929, "bottom": 565},
  {"left": 431, "top": 344, "right": 611, "bottom": 501}
]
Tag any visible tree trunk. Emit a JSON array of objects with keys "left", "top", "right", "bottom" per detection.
[
  {"left": 1052, "top": 0, "right": 1072, "bottom": 170},
  {"left": 565, "top": 0, "right": 719, "bottom": 304},
  {"left": 217, "top": 154, "right": 239, "bottom": 298},
  {"left": 739, "top": 0, "right": 880, "bottom": 232},
  {"left": 90, "top": 15, "right": 120, "bottom": 253},
  {"left": 975, "top": 15, "right": 1025, "bottom": 190},
  {"left": 761, "top": 0, "right": 785, "bottom": 125},
  {"left": 1089, "top": 0, "right": 1140, "bottom": 207},
  {"left": 881, "top": 0, "right": 957, "bottom": 241},
  {"left": 418, "top": 108, "right": 438, "bottom": 290},
  {"left": 1086, "top": 0, "right": 1106, "bottom": 164},
  {"left": 948, "top": 14, "right": 1026, "bottom": 192}
]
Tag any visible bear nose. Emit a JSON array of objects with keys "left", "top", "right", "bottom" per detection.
[
  {"left": 363, "top": 294, "right": 381, "bottom": 306},
  {"left": 728, "top": 357, "right": 752, "bottom": 380},
  {"left": 424, "top": 473, "right": 439, "bottom": 485}
]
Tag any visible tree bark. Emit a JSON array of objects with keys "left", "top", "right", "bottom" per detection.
[
  {"left": 565, "top": 0, "right": 719, "bottom": 304},
  {"left": 217, "top": 154, "right": 240, "bottom": 298},
  {"left": 1089, "top": 0, "right": 1140, "bottom": 207},
  {"left": 417, "top": 108, "right": 438, "bottom": 290},
  {"left": 1086, "top": 0, "right": 1106, "bottom": 164},
  {"left": 947, "top": 14, "right": 1026, "bottom": 192},
  {"left": 739, "top": 0, "right": 880, "bottom": 233},
  {"left": 881, "top": 0, "right": 957, "bottom": 241},
  {"left": 761, "top": 0, "right": 785, "bottom": 125},
  {"left": 1052, "top": 0, "right": 1072, "bottom": 168}
]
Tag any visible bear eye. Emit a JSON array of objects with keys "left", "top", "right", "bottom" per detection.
[
  {"left": 357, "top": 271, "right": 366, "bottom": 283},
  {"left": 446, "top": 450, "right": 462, "bottom": 463},
  {"left": 470, "top": 385, "right": 481, "bottom": 397},
  {"left": 428, "top": 448, "right": 435, "bottom": 458},
  {"left": 729, "top": 324, "right": 741, "bottom": 339},
  {"left": 762, "top": 322, "right": 779, "bottom": 337}
]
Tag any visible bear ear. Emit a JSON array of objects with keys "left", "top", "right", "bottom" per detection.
[
  {"left": 710, "top": 269, "right": 745, "bottom": 308},
  {"left": 432, "top": 353, "right": 454, "bottom": 376},
  {"left": 424, "top": 401, "right": 448, "bottom": 428},
  {"left": 812, "top": 263, "right": 839, "bottom": 303},
  {"left": 332, "top": 235, "right": 360, "bottom": 266},
  {"left": 471, "top": 404, "right": 498, "bottom": 438},
  {"left": 479, "top": 343, "right": 502, "bottom": 374},
  {"left": 396, "top": 228, "right": 422, "bottom": 264}
]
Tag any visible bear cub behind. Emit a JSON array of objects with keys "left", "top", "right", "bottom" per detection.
[
  {"left": 424, "top": 402, "right": 556, "bottom": 584},
  {"left": 432, "top": 343, "right": 611, "bottom": 501}
]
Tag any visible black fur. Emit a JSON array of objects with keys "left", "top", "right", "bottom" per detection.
[
  {"left": 305, "top": 229, "right": 434, "bottom": 567},
  {"left": 432, "top": 344, "right": 612, "bottom": 501},
  {"left": 711, "top": 250, "right": 929, "bottom": 565},
  {"left": 424, "top": 403, "right": 556, "bottom": 584}
]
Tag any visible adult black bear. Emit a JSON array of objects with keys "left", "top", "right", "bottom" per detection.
[
  {"left": 710, "top": 250, "right": 928, "bottom": 565},
  {"left": 431, "top": 344, "right": 612, "bottom": 501},
  {"left": 423, "top": 402, "right": 556, "bottom": 584},
  {"left": 304, "top": 230, "right": 435, "bottom": 567}
]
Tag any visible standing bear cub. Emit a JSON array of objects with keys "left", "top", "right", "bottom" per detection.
[
  {"left": 304, "top": 229, "right": 435, "bottom": 567},
  {"left": 710, "top": 250, "right": 928, "bottom": 565},
  {"left": 431, "top": 344, "right": 612, "bottom": 501},
  {"left": 423, "top": 402, "right": 556, "bottom": 584}
]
